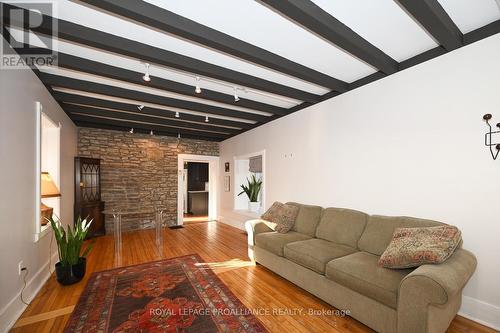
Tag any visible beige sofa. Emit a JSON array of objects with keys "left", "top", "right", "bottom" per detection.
[{"left": 245, "top": 202, "right": 476, "bottom": 333}]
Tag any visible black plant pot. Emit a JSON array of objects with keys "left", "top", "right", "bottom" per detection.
[{"left": 55, "top": 257, "right": 86, "bottom": 285}]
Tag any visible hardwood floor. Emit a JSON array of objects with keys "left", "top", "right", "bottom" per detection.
[{"left": 11, "top": 222, "right": 495, "bottom": 333}]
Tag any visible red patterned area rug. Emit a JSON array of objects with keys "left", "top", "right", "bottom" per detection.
[{"left": 64, "top": 254, "right": 267, "bottom": 332}]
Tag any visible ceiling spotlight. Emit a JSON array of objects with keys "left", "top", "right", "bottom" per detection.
[
  {"left": 178, "top": 133, "right": 181, "bottom": 139},
  {"left": 129, "top": 128, "right": 134, "bottom": 134},
  {"left": 150, "top": 130, "right": 154, "bottom": 135},
  {"left": 175, "top": 111, "right": 180, "bottom": 118},
  {"left": 142, "top": 63, "right": 151, "bottom": 82},
  {"left": 205, "top": 115, "right": 209, "bottom": 123},
  {"left": 233, "top": 87, "right": 240, "bottom": 102},
  {"left": 137, "top": 105, "right": 144, "bottom": 111},
  {"left": 195, "top": 76, "right": 202, "bottom": 94}
]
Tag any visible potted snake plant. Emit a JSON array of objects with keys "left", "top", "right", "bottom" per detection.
[
  {"left": 48, "top": 216, "right": 93, "bottom": 285},
  {"left": 238, "top": 174, "right": 263, "bottom": 212}
]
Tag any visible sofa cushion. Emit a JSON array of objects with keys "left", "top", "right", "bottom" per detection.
[
  {"left": 286, "top": 202, "right": 323, "bottom": 237},
  {"left": 358, "top": 215, "right": 444, "bottom": 256},
  {"left": 260, "top": 202, "right": 299, "bottom": 233},
  {"left": 284, "top": 239, "right": 357, "bottom": 274},
  {"left": 326, "top": 252, "right": 413, "bottom": 309},
  {"left": 255, "top": 231, "right": 311, "bottom": 257},
  {"left": 260, "top": 201, "right": 283, "bottom": 223},
  {"left": 379, "top": 225, "right": 462, "bottom": 269},
  {"left": 315, "top": 208, "right": 368, "bottom": 248}
]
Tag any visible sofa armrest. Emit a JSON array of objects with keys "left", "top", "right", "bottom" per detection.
[
  {"left": 397, "top": 248, "right": 477, "bottom": 333},
  {"left": 245, "top": 219, "right": 275, "bottom": 261},
  {"left": 244, "top": 219, "right": 275, "bottom": 247}
]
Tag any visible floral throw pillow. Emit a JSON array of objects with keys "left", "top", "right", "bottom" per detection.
[
  {"left": 378, "top": 225, "right": 462, "bottom": 269},
  {"left": 261, "top": 202, "right": 283, "bottom": 223},
  {"left": 261, "top": 202, "right": 299, "bottom": 234}
]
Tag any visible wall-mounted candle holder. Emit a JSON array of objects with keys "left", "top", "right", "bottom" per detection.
[{"left": 483, "top": 114, "right": 500, "bottom": 160}]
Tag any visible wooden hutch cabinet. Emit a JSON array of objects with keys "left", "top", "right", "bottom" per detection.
[{"left": 74, "top": 157, "right": 105, "bottom": 237}]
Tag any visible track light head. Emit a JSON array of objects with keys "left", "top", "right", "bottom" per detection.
[
  {"left": 129, "top": 128, "right": 134, "bottom": 134},
  {"left": 234, "top": 87, "right": 240, "bottom": 102},
  {"left": 142, "top": 63, "right": 151, "bottom": 82},
  {"left": 150, "top": 130, "right": 154, "bottom": 136},
  {"left": 205, "top": 115, "right": 209, "bottom": 123},
  {"left": 175, "top": 111, "right": 180, "bottom": 118},
  {"left": 137, "top": 105, "right": 144, "bottom": 111},
  {"left": 195, "top": 76, "right": 202, "bottom": 94}
]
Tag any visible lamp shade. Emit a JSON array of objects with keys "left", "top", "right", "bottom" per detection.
[{"left": 41, "top": 172, "right": 61, "bottom": 198}]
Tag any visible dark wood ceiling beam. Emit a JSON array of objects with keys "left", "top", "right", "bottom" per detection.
[
  {"left": 62, "top": 103, "right": 239, "bottom": 135},
  {"left": 396, "top": 0, "right": 463, "bottom": 51},
  {"left": 259, "top": 0, "right": 398, "bottom": 74},
  {"left": 61, "top": 103, "right": 240, "bottom": 135},
  {"left": 463, "top": 19, "right": 500, "bottom": 45},
  {"left": 53, "top": 91, "right": 253, "bottom": 130},
  {"left": 57, "top": 52, "right": 288, "bottom": 115},
  {"left": 31, "top": 50, "right": 288, "bottom": 115},
  {"left": 39, "top": 73, "right": 270, "bottom": 122},
  {"left": 1, "top": 3, "right": 320, "bottom": 103},
  {"left": 78, "top": 0, "right": 348, "bottom": 92},
  {"left": 72, "top": 119, "right": 224, "bottom": 142}
]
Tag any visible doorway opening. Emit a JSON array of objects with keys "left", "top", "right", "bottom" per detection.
[
  {"left": 184, "top": 161, "right": 209, "bottom": 223},
  {"left": 177, "top": 154, "right": 219, "bottom": 226}
]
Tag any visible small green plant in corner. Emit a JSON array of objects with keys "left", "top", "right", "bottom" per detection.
[
  {"left": 48, "top": 216, "right": 93, "bottom": 266},
  {"left": 238, "top": 174, "right": 262, "bottom": 202}
]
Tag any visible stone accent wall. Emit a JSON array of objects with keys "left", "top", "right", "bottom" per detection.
[{"left": 77, "top": 128, "right": 219, "bottom": 233}]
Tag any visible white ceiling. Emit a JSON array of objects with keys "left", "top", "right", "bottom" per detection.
[
  {"left": 311, "top": 0, "right": 439, "bottom": 62},
  {"left": 437, "top": 0, "right": 500, "bottom": 34},
  {"left": 46, "top": 0, "right": 332, "bottom": 94},
  {"left": 144, "top": 0, "right": 376, "bottom": 82},
  {"left": 13, "top": 0, "right": 500, "bottom": 96},
  {"left": 5, "top": 0, "right": 500, "bottom": 136}
]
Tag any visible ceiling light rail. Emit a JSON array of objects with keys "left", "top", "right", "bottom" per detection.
[{"left": 138, "top": 61, "right": 298, "bottom": 105}]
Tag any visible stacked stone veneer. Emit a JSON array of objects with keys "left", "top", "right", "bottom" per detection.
[{"left": 77, "top": 128, "right": 219, "bottom": 233}]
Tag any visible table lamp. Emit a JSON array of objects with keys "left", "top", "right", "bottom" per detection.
[{"left": 41, "top": 172, "right": 61, "bottom": 225}]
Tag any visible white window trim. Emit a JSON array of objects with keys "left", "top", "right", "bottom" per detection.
[
  {"left": 34, "top": 102, "right": 61, "bottom": 242},
  {"left": 233, "top": 149, "right": 266, "bottom": 213}
]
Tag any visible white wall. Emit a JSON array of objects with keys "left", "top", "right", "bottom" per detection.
[
  {"left": 219, "top": 34, "right": 500, "bottom": 329},
  {"left": 0, "top": 38, "right": 77, "bottom": 332}
]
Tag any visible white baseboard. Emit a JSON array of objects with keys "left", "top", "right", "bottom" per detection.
[
  {"left": 217, "top": 215, "right": 245, "bottom": 230},
  {"left": 459, "top": 296, "right": 500, "bottom": 330},
  {"left": 0, "top": 252, "right": 58, "bottom": 333}
]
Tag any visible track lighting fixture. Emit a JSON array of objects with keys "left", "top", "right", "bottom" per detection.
[
  {"left": 205, "top": 115, "right": 209, "bottom": 123},
  {"left": 175, "top": 111, "right": 180, "bottom": 118},
  {"left": 137, "top": 105, "right": 144, "bottom": 111},
  {"left": 195, "top": 76, "right": 202, "bottom": 94},
  {"left": 150, "top": 130, "right": 154, "bottom": 136},
  {"left": 233, "top": 87, "right": 240, "bottom": 102},
  {"left": 129, "top": 128, "right": 134, "bottom": 134},
  {"left": 142, "top": 63, "right": 151, "bottom": 82}
]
